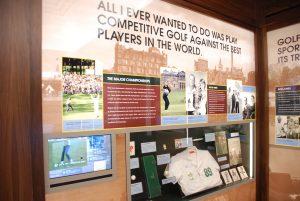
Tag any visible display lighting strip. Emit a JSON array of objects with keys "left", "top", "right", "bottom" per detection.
[
  {"left": 249, "top": 122, "right": 254, "bottom": 178},
  {"left": 186, "top": 127, "right": 189, "bottom": 147}
]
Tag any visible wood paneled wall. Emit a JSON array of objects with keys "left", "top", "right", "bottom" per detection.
[
  {"left": 254, "top": 27, "right": 269, "bottom": 201},
  {"left": 164, "top": 0, "right": 258, "bottom": 30},
  {"left": 259, "top": 0, "right": 300, "bottom": 29},
  {"left": 257, "top": 2, "right": 300, "bottom": 201},
  {"left": 0, "top": 0, "right": 44, "bottom": 201}
]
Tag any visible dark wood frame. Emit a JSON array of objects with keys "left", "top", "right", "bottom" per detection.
[
  {"left": 0, "top": 0, "right": 44, "bottom": 201},
  {"left": 259, "top": 5, "right": 300, "bottom": 201}
]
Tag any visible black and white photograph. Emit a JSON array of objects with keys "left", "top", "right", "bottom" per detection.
[
  {"left": 186, "top": 72, "right": 208, "bottom": 116},
  {"left": 227, "top": 79, "right": 243, "bottom": 114},
  {"left": 242, "top": 92, "right": 256, "bottom": 119},
  {"left": 276, "top": 116, "right": 300, "bottom": 139}
]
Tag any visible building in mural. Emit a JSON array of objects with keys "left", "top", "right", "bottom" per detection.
[
  {"left": 193, "top": 53, "right": 255, "bottom": 86},
  {"left": 194, "top": 58, "right": 209, "bottom": 72},
  {"left": 104, "top": 43, "right": 167, "bottom": 77},
  {"left": 106, "top": 44, "right": 255, "bottom": 86},
  {"left": 269, "top": 64, "right": 300, "bottom": 89},
  {"left": 207, "top": 58, "right": 245, "bottom": 85},
  {"left": 246, "top": 71, "right": 255, "bottom": 85},
  {"left": 161, "top": 67, "right": 185, "bottom": 91}
]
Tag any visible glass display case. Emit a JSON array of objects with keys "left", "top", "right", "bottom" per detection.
[{"left": 126, "top": 122, "right": 255, "bottom": 201}]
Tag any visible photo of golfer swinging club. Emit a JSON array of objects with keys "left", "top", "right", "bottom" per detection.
[
  {"left": 62, "top": 57, "right": 103, "bottom": 122},
  {"left": 48, "top": 135, "right": 112, "bottom": 179},
  {"left": 160, "top": 67, "right": 186, "bottom": 116},
  {"left": 186, "top": 72, "right": 208, "bottom": 116},
  {"left": 48, "top": 137, "right": 87, "bottom": 172}
]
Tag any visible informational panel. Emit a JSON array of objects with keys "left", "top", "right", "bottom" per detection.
[
  {"left": 268, "top": 23, "right": 300, "bottom": 147},
  {"left": 267, "top": 23, "right": 300, "bottom": 201},
  {"left": 103, "top": 74, "right": 161, "bottom": 129},
  {"left": 42, "top": 0, "right": 255, "bottom": 133}
]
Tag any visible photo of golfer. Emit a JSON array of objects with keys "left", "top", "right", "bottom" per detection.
[
  {"left": 48, "top": 137, "right": 87, "bottom": 171},
  {"left": 60, "top": 140, "right": 72, "bottom": 164},
  {"left": 186, "top": 72, "right": 207, "bottom": 115},
  {"left": 162, "top": 81, "right": 171, "bottom": 110},
  {"left": 65, "top": 97, "right": 73, "bottom": 112},
  {"left": 160, "top": 67, "right": 185, "bottom": 116},
  {"left": 62, "top": 57, "right": 103, "bottom": 123},
  {"left": 91, "top": 94, "right": 100, "bottom": 118},
  {"left": 227, "top": 80, "right": 242, "bottom": 114}
]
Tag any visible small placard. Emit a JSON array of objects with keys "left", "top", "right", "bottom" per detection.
[
  {"left": 157, "top": 154, "right": 171, "bottom": 165},
  {"left": 220, "top": 163, "right": 230, "bottom": 170},
  {"left": 217, "top": 156, "right": 227, "bottom": 162},
  {"left": 141, "top": 141, "right": 157, "bottom": 154},
  {"left": 131, "top": 182, "right": 143, "bottom": 195},
  {"left": 162, "top": 177, "right": 176, "bottom": 185},
  {"left": 130, "top": 141, "right": 135, "bottom": 156},
  {"left": 221, "top": 170, "right": 233, "bottom": 185},
  {"left": 130, "top": 158, "right": 139, "bottom": 170},
  {"left": 205, "top": 132, "right": 215, "bottom": 142},
  {"left": 237, "top": 166, "right": 249, "bottom": 180},
  {"left": 175, "top": 137, "right": 193, "bottom": 149},
  {"left": 229, "top": 168, "right": 241, "bottom": 182},
  {"left": 231, "top": 132, "right": 240, "bottom": 137}
]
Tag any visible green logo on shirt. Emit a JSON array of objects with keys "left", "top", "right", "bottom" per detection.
[{"left": 204, "top": 167, "right": 213, "bottom": 177}]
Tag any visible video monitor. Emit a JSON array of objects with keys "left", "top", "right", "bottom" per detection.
[{"left": 47, "top": 134, "right": 113, "bottom": 182}]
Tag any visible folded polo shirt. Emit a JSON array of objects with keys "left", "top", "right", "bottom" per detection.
[{"left": 165, "top": 146, "right": 222, "bottom": 196}]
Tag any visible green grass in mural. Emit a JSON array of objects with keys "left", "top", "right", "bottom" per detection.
[
  {"left": 63, "top": 94, "right": 103, "bottom": 120},
  {"left": 48, "top": 138, "right": 87, "bottom": 171},
  {"left": 161, "top": 90, "right": 186, "bottom": 116}
]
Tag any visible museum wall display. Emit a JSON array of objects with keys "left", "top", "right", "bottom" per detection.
[
  {"left": 41, "top": 0, "right": 257, "bottom": 200},
  {"left": 6, "top": 0, "right": 292, "bottom": 200},
  {"left": 42, "top": 0, "right": 255, "bottom": 133}
]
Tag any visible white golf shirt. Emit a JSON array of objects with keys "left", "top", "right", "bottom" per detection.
[{"left": 165, "top": 146, "right": 222, "bottom": 196}]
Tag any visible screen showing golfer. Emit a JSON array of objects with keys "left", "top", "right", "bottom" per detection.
[{"left": 48, "top": 135, "right": 112, "bottom": 179}]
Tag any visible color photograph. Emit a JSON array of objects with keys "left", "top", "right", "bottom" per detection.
[
  {"left": 48, "top": 138, "right": 88, "bottom": 171},
  {"left": 62, "top": 57, "right": 103, "bottom": 121},
  {"left": 160, "top": 67, "right": 186, "bottom": 116}
]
